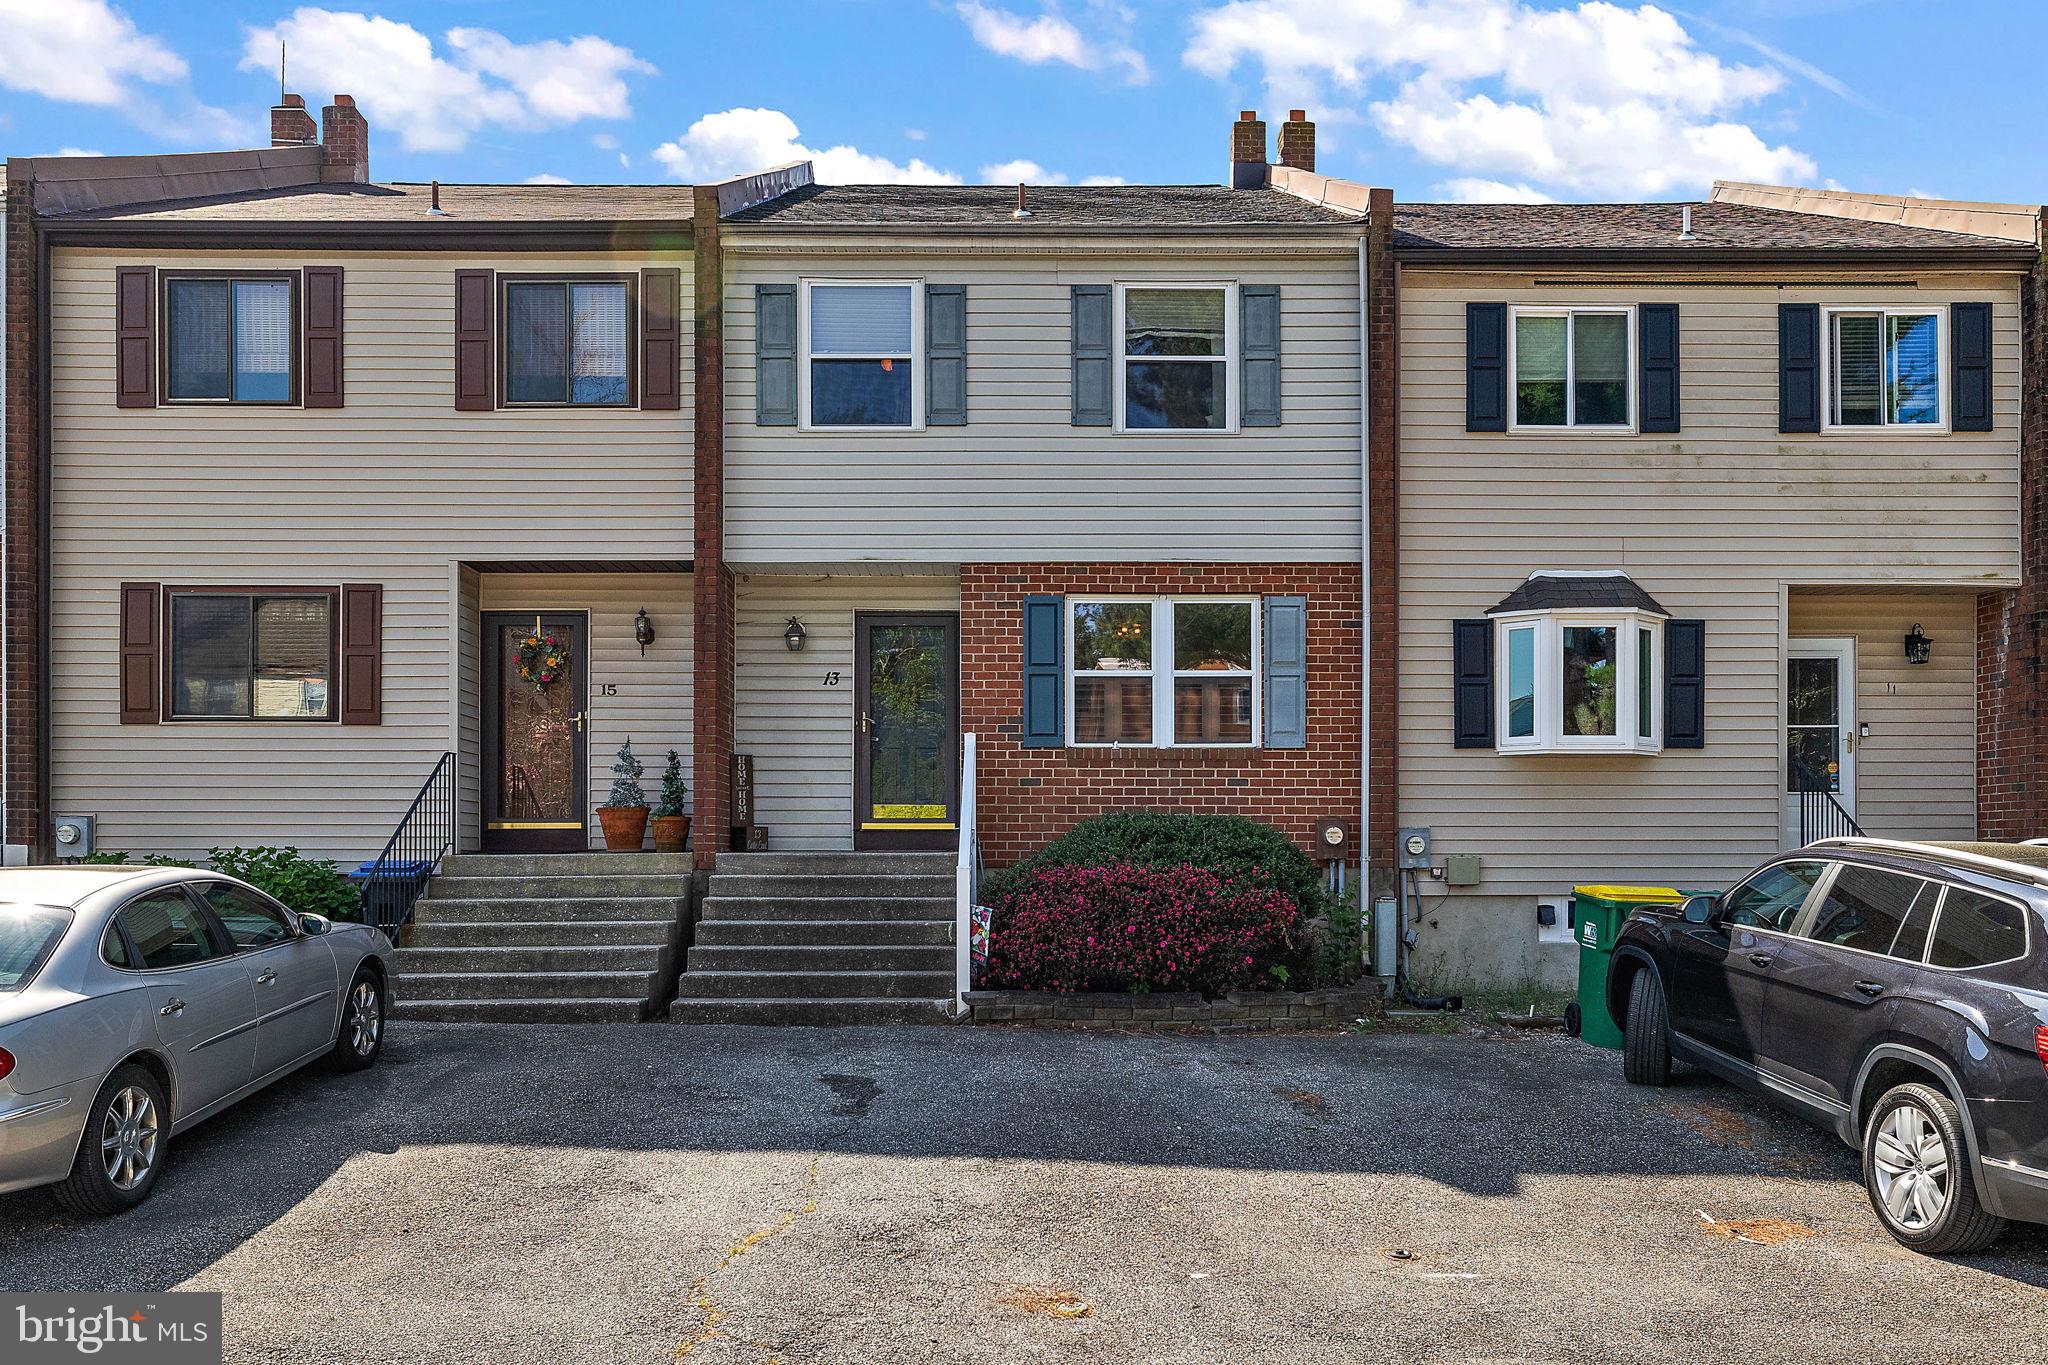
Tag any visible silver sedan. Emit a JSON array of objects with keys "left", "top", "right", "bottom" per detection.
[{"left": 0, "top": 865, "right": 394, "bottom": 1214}]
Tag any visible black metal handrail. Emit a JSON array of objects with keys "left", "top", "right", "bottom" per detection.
[
  {"left": 356, "top": 751, "right": 456, "bottom": 939},
  {"left": 1792, "top": 760, "right": 1864, "bottom": 846}
]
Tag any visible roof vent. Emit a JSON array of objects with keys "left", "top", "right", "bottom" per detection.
[
  {"left": 426, "top": 180, "right": 449, "bottom": 217},
  {"left": 1678, "top": 205, "right": 1696, "bottom": 241},
  {"left": 1012, "top": 183, "right": 1032, "bottom": 220}
]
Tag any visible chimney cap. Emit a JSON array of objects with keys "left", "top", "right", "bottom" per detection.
[
  {"left": 330, "top": 93, "right": 356, "bottom": 108},
  {"left": 276, "top": 93, "right": 305, "bottom": 109},
  {"left": 1288, "top": 109, "right": 1307, "bottom": 122},
  {"left": 1238, "top": 109, "right": 1258, "bottom": 121}
]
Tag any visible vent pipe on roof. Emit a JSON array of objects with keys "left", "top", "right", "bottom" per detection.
[
  {"left": 427, "top": 180, "right": 447, "bottom": 217},
  {"left": 1012, "top": 183, "right": 1032, "bottom": 220},
  {"left": 1679, "top": 205, "right": 1696, "bottom": 240}
]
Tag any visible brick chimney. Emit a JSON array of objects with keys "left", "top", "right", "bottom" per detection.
[
  {"left": 320, "top": 94, "right": 369, "bottom": 183},
  {"left": 1229, "top": 109, "right": 1267, "bottom": 189},
  {"left": 270, "top": 92, "right": 317, "bottom": 147},
  {"left": 1279, "top": 109, "right": 1315, "bottom": 173}
]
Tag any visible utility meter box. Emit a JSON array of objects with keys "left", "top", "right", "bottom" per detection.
[
  {"left": 1397, "top": 827, "right": 1432, "bottom": 871},
  {"left": 1444, "top": 854, "right": 1482, "bottom": 887},
  {"left": 53, "top": 814, "right": 95, "bottom": 859}
]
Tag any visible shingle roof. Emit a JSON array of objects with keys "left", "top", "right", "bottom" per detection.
[
  {"left": 1487, "top": 573, "right": 1670, "bottom": 617},
  {"left": 1394, "top": 200, "right": 2021, "bottom": 253},
  {"left": 47, "top": 182, "right": 697, "bottom": 223},
  {"left": 725, "top": 183, "right": 1360, "bottom": 228}
]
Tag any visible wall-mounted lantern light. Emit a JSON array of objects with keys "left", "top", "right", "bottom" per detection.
[
  {"left": 783, "top": 617, "right": 808, "bottom": 652},
  {"left": 634, "top": 608, "right": 655, "bottom": 656},
  {"left": 1904, "top": 623, "right": 1931, "bottom": 665}
]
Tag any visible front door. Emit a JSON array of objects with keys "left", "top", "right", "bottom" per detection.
[
  {"left": 853, "top": 613, "right": 959, "bottom": 851},
  {"left": 1785, "top": 638, "right": 1857, "bottom": 846},
  {"left": 483, "top": 611, "right": 589, "bottom": 853}
]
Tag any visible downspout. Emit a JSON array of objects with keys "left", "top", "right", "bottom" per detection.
[{"left": 1357, "top": 230, "right": 1371, "bottom": 967}]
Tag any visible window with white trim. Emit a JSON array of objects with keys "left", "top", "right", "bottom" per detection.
[
  {"left": 1511, "top": 306, "right": 1633, "bottom": 429},
  {"left": 1116, "top": 283, "right": 1235, "bottom": 431},
  {"left": 1068, "top": 597, "right": 1258, "bottom": 747},
  {"left": 1495, "top": 608, "right": 1662, "bottom": 753},
  {"left": 801, "top": 279, "right": 922, "bottom": 429},
  {"left": 1825, "top": 306, "right": 1945, "bottom": 429}
]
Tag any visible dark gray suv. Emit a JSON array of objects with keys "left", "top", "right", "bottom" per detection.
[{"left": 1608, "top": 838, "right": 2048, "bottom": 1255}]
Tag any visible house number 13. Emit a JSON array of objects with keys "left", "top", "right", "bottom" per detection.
[{"left": 822, "top": 672, "right": 842, "bottom": 686}]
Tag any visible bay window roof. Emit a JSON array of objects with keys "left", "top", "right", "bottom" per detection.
[{"left": 1486, "top": 571, "right": 1669, "bottom": 618}]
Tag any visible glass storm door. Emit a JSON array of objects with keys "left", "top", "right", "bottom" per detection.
[
  {"left": 853, "top": 613, "right": 959, "bottom": 851},
  {"left": 483, "top": 611, "right": 589, "bottom": 853},
  {"left": 1785, "top": 638, "right": 1856, "bottom": 847}
]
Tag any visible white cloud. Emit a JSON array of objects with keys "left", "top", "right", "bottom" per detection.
[
  {"left": 524, "top": 173, "right": 573, "bottom": 184},
  {"left": 591, "top": 132, "right": 619, "bottom": 150},
  {"left": 240, "top": 10, "right": 654, "bottom": 154},
  {"left": 981, "top": 158, "right": 1067, "bottom": 184},
  {"left": 1437, "top": 176, "right": 1554, "bottom": 203},
  {"left": 957, "top": 1, "right": 1149, "bottom": 83},
  {"left": 0, "top": 0, "right": 185, "bottom": 105},
  {"left": 1184, "top": 0, "right": 1819, "bottom": 198},
  {"left": 651, "top": 108, "right": 961, "bottom": 184},
  {"left": 905, "top": 127, "right": 928, "bottom": 141}
]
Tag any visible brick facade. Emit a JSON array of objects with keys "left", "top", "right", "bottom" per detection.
[
  {"left": 690, "top": 185, "right": 732, "bottom": 870},
  {"left": 1363, "top": 188, "right": 1398, "bottom": 870},
  {"left": 959, "top": 563, "right": 1362, "bottom": 867},
  {"left": 4, "top": 180, "right": 45, "bottom": 853}
]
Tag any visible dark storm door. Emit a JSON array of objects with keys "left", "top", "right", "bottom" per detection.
[
  {"left": 482, "top": 611, "right": 589, "bottom": 853},
  {"left": 853, "top": 613, "right": 959, "bottom": 851}
]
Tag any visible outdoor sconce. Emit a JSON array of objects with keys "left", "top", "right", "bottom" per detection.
[
  {"left": 783, "top": 617, "right": 808, "bottom": 652},
  {"left": 634, "top": 609, "right": 655, "bottom": 656},
  {"left": 1904, "top": 623, "right": 1931, "bottom": 665}
]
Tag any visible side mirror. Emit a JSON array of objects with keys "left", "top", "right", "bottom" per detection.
[
  {"left": 298, "top": 913, "right": 332, "bottom": 937},
  {"left": 1681, "top": 895, "right": 1716, "bottom": 925}
]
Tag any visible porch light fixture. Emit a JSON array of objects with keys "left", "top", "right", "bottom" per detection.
[
  {"left": 634, "top": 608, "right": 655, "bottom": 656},
  {"left": 1904, "top": 623, "right": 1931, "bottom": 665},
  {"left": 783, "top": 617, "right": 807, "bottom": 652}
]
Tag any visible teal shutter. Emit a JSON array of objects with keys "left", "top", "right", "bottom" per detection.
[
  {"left": 756, "top": 283, "right": 797, "bottom": 426},
  {"left": 1778, "top": 304, "right": 1820, "bottom": 434},
  {"left": 1021, "top": 595, "right": 1065, "bottom": 747},
  {"left": 1466, "top": 303, "right": 1507, "bottom": 432},
  {"left": 1638, "top": 303, "right": 1680, "bottom": 433},
  {"left": 1240, "top": 284, "right": 1282, "bottom": 427},
  {"left": 1951, "top": 302, "right": 1992, "bottom": 432},
  {"left": 1664, "top": 619, "right": 1706, "bottom": 749},
  {"left": 1071, "top": 284, "right": 1111, "bottom": 426},
  {"left": 926, "top": 284, "right": 966, "bottom": 426},
  {"left": 1262, "top": 596, "right": 1307, "bottom": 748}
]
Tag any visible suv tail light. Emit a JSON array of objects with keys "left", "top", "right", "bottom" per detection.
[
  {"left": 2034, "top": 1027, "right": 2048, "bottom": 1075},
  {"left": 0, "top": 1047, "right": 13, "bottom": 1082}
]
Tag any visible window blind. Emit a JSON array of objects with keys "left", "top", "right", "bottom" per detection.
[
  {"left": 233, "top": 280, "right": 292, "bottom": 402},
  {"left": 569, "top": 282, "right": 628, "bottom": 404},
  {"left": 166, "top": 279, "right": 230, "bottom": 400},
  {"left": 810, "top": 285, "right": 912, "bottom": 355}
]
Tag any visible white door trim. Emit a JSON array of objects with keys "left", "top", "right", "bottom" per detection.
[{"left": 1786, "top": 636, "right": 1857, "bottom": 846}]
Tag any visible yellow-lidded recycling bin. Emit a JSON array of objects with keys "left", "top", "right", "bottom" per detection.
[{"left": 1568, "top": 884, "right": 1690, "bottom": 1049}]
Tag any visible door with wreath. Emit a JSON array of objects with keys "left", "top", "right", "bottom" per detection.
[{"left": 481, "top": 611, "right": 590, "bottom": 852}]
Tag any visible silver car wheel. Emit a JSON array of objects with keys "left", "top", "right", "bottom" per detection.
[
  {"left": 1872, "top": 1102, "right": 1951, "bottom": 1232},
  {"left": 348, "top": 978, "right": 382, "bottom": 1056},
  {"left": 99, "top": 1086, "right": 160, "bottom": 1192}
]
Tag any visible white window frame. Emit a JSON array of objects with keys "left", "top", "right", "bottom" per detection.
[
  {"left": 1112, "top": 282, "right": 1239, "bottom": 435},
  {"left": 1493, "top": 607, "right": 1662, "bottom": 755},
  {"left": 1820, "top": 303, "right": 1949, "bottom": 434},
  {"left": 1507, "top": 305, "right": 1637, "bottom": 433},
  {"left": 1066, "top": 596, "right": 1261, "bottom": 748},
  {"left": 797, "top": 277, "right": 925, "bottom": 432}
]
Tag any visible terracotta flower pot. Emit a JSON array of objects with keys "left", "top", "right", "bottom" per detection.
[
  {"left": 597, "top": 806, "right": 650, "bottom": 851},
  {"left": 651, "top": 814, "right": 692, "bottom": 854}
]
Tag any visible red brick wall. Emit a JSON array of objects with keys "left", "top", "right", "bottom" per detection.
[
  {"left": 4, "top": 183, "right": 45, "bottom": 852},
  {"left": 960, "top": 563, "right": 1362, "bottom": 866},
  {"left": 689, "top": 186, "right": 730, "bottom": 870},
  {"left": 1364, "top": 188, "right": 1398, "bottom": 870}
]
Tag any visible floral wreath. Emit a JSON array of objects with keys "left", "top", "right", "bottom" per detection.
[{"left": 518, "top": 630, "right": 571, "bottom": 689}]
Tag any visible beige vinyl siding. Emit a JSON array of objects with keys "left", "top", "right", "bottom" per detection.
[
  {"left": 1398, "top": 269, "right": 2020, "bottom": 904},
  {"left": 733, "top": 573, "right": 959, "bottom": 850},
  {"left": 47, "top": 246, "right": 693, "bottom": 861},
  {"left": 723, "top": 239, "right": 1362, "bottom": 564}
]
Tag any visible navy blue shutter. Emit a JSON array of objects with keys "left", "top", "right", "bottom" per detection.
[
  {"left": 1071, "top": 285, "right": 1112, "bottom": 426},
  {"left": 755, "top": 283, "right": 798, "bottom": 426},
  {"left": 1240, "top": 284, "right": 1282, "bottom": 427},
  {"left": 1664, "top": 619, "right": 1706, "bottom": 749},
  {"left": 1951, "top": 302, "right": 1993, "bottom": 433},
  {"left": 1262, "top": 595, "right": 1306, "bottom": 748},
  {"left": 1638, "top": 303, "right": 1680, "bottom": 433},
  {"left": 1021, "top": 596, "right": 1064, "bottom": 747},
  {"left": 926, "top": 284, "right": 966, "bottom": 426},
  {"left": 1452, "top": 619, "right": 1494, "bottom": 749},
  {"left": 1778, "top": 304, "right": 1820, "bottom": 434},
  {"left": 1466, "top": 303, "right": 1507, "bottom": 432}
]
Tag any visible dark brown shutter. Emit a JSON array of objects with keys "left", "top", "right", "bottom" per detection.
[
  {"left": 641, "top": 268, "right": 683, "bottom": 410},
  {"left": 303, "top": 266, "right": 345, "bottom": 408},
  {"left": 340, "top": 584, "right": 383, "bottom": 725},
  {"left": 454, "top": 269, "right": 494, "bottom": 411},
  {"left": 119, "top": 582, "right": 161, "bottom": 723},
  {"left": 115, "top": 267, "right": 156, "bottom": 408}
]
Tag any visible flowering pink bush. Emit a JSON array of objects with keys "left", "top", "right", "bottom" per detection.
[{"left": 981, "top": 862, "right": 1301, "bottom": 996}]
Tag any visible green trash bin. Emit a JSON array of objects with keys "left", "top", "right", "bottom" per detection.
[{"left": 1567, "top": 884, "right": 1691, "bottom": 1050}]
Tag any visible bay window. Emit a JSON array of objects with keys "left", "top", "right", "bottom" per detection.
[
  {"left": 1069, "top": 597, "right": 1258, "bottom": 747},
  {"left": 1826, "top": 306, "right": 1945, "bottom": 429},
  {"left": 802, "top": 280, "right": 921, "bottom": 428},
  {"left": 1495, "top": 609, "right": 1662, "bottom": 753}
]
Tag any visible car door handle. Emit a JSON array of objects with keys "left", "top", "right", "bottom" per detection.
[
  {"left": 255, "top": 969, "right": 277, "bottom": 985},
  {"left": 1853, "top": 979, "right": 1886, "bottom": 997},
  {"left": 159, "top": 998, "right": 185, "bottom": 1016},
  {"left": 1748, "top": 952, "right": 1775, "bottom": 969}
]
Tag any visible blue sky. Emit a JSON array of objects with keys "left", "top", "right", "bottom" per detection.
[{"left": 3, "top": 0, "right": 2044, "bottom": 204}]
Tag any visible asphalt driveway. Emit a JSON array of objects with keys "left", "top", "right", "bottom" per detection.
[{"left": 3, "top": 1022, "right": 2046, "bottom": 1364}]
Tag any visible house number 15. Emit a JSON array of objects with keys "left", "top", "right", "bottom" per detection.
[{"left": 596, "top": 683, "right": 618, "bottom": 697}]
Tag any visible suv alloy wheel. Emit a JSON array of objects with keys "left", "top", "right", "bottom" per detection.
[{"left": 1862, "top": 1082, "right": 2005, "bottom": 1255}]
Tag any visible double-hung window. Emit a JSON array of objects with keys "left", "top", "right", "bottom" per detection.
[
  {"left": 502, "top": 278, "right": 632, "bottom": 406},
  {"left": 1511, "top": 306, "right": 1633, "bottom": 429},
  {"left": 1825, "top": 306, "right": 1945, "bottom": 429},
  {"left": 1069, "top": 598, "right": 1258, "bottom": 747},
  {"left": 1496, "top": 609, "right": 1662, "bottom": 754},
  {"left": 802, "top": 280, "right": 920, "bottom": 428},
  {"left": 164, "top": 274, "right": 296, "bottom": 403},
  {"left": 1117, "top": 284, "right": 1234, "bottom": 431},
  {"left": 167, "top": 591, "right": 335, "bottom": 721}
]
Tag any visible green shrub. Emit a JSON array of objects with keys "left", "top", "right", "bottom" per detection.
[
  {"left": 207, "top": 846, "right": 362, "bottom": 921},
  {"left": 984, "top": 811, "right": 1329, "bottom": 919},
  {"left": 1298, "top": 884, "right": 1365, "bottom": 989}
]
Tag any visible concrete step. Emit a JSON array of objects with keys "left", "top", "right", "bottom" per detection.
[
  {"left": 698, "top": 895, "right": 951, "bottom": 923},
  {"left": 429, "top": 874, "right": 690, "bottom": 901},
  {"left": 406, "top": 919, "right": 675, "bottom": 948},
  {"left": 674, "top": 969, "right": 955, "bottom": 1001},
  {"left": 397, "top": 944, "right": 670, "bottom": 974},
  {"left": 686, "top": 943, "right": 952, "bottom": 974},
  {"left": 692, "top": 918, "right": 953, "bottom": 948},
  {"left": 707, "top": 873, "right": 954, "bottom": 900},
  {"left": 441, "top": 852, "right": 694, "bottom": 878},
  {"left": 411, "top": 896, "right": 687, "bottom": 925},
  {"left": 392, "top": 997, "right": 650, "bottom": 1024},
  {"left": 713, "top": 852, "right": 955, "bottom": 876},
  {"left": 667, "top": 997, "right": 953, "bottom": 1026},
  {"left": 399, "top": 968, "right": 663, "bottom": 1001}
]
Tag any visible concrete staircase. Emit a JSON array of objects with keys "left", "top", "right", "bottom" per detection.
[
  {"left": 669, "top": 852, "right": 956, "bottom": 1025},
  {"left": 390, "top": 852, "right": 692, "bottom": 1023}
]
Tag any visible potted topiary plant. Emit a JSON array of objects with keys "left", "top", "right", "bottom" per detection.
[
  {"left": 651, "top": 749, "right": 691, "bottom": 853},
  {"left": 597, "top": 737, "right": 650, "bottom": 851}
]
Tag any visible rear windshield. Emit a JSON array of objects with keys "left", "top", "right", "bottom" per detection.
[{"left": 0, "top": 905, "right": 73, "bottom": 990}]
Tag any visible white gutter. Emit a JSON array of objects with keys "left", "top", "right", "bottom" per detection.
[{"left": 1358, "top": 231, "right": 1370, "bottom": 921}]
